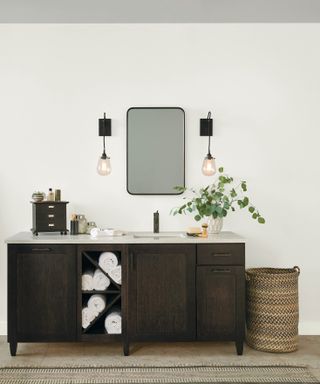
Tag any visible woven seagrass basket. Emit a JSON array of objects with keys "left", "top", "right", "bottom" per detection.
[{"left": 246, "top": 266, "right": 300, "bottom": 353}]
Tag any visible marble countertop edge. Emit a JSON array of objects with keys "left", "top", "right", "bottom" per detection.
[{"left": 5, "top": 231, "right": 246, "bottom": 244}]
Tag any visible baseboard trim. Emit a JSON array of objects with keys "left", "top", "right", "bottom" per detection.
[{"left": 0, "top": 321, "right": 319, "bottom": 336}]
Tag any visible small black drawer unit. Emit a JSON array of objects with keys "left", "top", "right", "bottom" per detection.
[{"left": 31, "top": 201, "right": 68, "bottom": 235}]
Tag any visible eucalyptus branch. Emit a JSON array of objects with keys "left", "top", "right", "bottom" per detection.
[{"left": 172, "top": 167, "right": 265, "bottom": 224}]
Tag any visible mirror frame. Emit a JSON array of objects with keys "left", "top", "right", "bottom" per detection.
[{"left": 126, "top": 107, "right": 185, "bottom": 195}]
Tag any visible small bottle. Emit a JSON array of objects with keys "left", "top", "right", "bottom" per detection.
[
  {"left": 86, "top": 221, "right": 97, "bottom": 234},
  {"left": 77, "top": 214, "right": 87, "bottom": 234},
  {"left": 54, "top": 189, "right": 61, "bottom": 201},
  {"left": 47, "top": 188, "right": 55, "bottom": 201},
  {"left": 70, "top": 214, "right": 79, "bottom": 235},
  {"left": 201, "top": 223, "right": 208, "bottom": 238}
]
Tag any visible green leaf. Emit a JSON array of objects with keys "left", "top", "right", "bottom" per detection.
[
  {"left": 258, "top": 217, "right": 265, "bottom": 224},
  {"left": 242, "top": 197, "right": 249, "bottom": 207},
  {"left": 218, "top": 167, "right": 224, "bottom": 173},
  {"left": 230, "top": 188, "right": 237, "bottom": 198},
  {"left": 205, "top": 207, "right": 212, "bottom": 216},
  {"left": 248, "top": 206, "right": 255, "bottom": 213},
  {"left": 194, "top": 215, "right": 201, "bottom": 221},
  {"left": 241, "top": 181, "right": 247, "bottom": 192},
  {"left": 252, "top": 213, "right": 258, "bottom": 219},
  {"left": 174, "top": 185, "right": 186, "bottom": 192}
]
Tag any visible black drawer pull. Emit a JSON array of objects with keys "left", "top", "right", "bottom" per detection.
[
  {"left": 211, "top": 268, "right": 231, "bottom": 273},
  {"left": 31, "top": 248, "right": 52, "bottom": 252},
  {"left": 212, "top": 253, "right": 232, "bottom": 257}
]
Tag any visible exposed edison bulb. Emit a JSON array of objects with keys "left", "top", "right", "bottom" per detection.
[
  {"left": 202, "top": 155, "right": 216, "bottom": 176},
  {"left": 97, "top": 155, "right": 111, "bottom": 176}
]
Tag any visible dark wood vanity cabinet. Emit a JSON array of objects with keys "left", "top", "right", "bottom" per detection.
[
  {"left": 126, "top": 243, "right": 245, "bottom": 355},
  {"left": 8, "top": 245, "right": 77, "bottom": 356},
  {"left": 127, "top": 244, "right": 196, "bottom": 341},
  {"left": 196, "top": 266, "right": 245, "bottom": 354},
  {"left": 7, "top": 239, "right": 245, "bottom": 356},
  {"left": 196, "top": 244, "right": 245, "bottom": 355}
]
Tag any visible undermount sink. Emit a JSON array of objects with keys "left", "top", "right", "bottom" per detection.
[{"left": 133, "top": 233, "right": 185, "bottom": 239}]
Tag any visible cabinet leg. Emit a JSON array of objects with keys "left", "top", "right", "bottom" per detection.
[
  {"left": 235, "top": 340, "right": 243, "bottom": 356},
  {"left": 9, "top": 341, "right": 17, "bottom": 356},
  {"left": 123, "top": 340, "right": 130, "bottom": 356}
]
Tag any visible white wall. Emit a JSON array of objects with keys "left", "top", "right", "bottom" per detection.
[{"left": 0, "top": 24, "right": 320, "bottom": 335}]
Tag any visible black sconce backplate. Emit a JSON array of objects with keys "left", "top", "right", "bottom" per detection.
[
  {"left": 99, "top": 118, "right": 112, "bottom": 136},
  {"left": 200, "top": 118, "right": 213, "bottom": 136}
]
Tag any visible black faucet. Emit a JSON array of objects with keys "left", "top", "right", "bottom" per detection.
[{"left": 153, "top": 211, "right": 159, "bottom": 233}]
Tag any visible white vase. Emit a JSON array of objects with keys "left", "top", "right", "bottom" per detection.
[{"left": 208, "top": 217, "right": 223, "bottom": 234}]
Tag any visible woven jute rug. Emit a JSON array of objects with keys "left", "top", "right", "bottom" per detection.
[{"left": 0, "top": 365, "right": 318, "bottom": 384}]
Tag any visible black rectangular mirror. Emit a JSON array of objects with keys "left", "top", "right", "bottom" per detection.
[{"left": 127, "top": 107, "right": 185, "bottom": 195}]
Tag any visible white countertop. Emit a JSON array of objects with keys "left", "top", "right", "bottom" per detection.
[{"left": 5, "top": 231, "right": 245, "bottom": 244}]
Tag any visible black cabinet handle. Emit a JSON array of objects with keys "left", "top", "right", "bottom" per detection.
[
  {"left": 212, "top": 253, "right": 232, "bottom": 257},
  {"left": 31, "top": 247, "right": 52, "bottom": 252},
  {"left": 211, "top": 268, "right": 231, "bottom": 273}
]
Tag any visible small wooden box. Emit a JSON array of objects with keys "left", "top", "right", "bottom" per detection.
[{"left": 31, "top": 201, "right": 68, "bottom": 235}]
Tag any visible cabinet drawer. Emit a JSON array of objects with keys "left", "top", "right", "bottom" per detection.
[
  {"left": 197, "top": 244, "right": 244, "bottom": 265},
  {"left": 36, "top": 204, "right": 66, "bottom": 218},
  {"left": 36, "top": 219, "right": 66, "bottom": 231},
  {"left": 35, "top": 205, "right": 66, "bottom": 230}
]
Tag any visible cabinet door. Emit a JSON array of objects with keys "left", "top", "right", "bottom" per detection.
[
  {"left": 197, "top": 266, "right": 245, "bottom": 341},
  {"left": 8, "top": 245, "right": 77, "bottom": 342},
  {"left": 128, "top": 244, "right": 196, "bottom": 341}
]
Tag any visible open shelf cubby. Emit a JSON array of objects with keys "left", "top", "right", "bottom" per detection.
[{"left": 81, "top": 249, "right": 122, "bottom": 339}]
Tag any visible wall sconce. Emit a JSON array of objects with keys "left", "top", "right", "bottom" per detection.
[
  {"left": 97, "top": 112, "right": 112, "bottom": 176},
  {"left": 200, "top": 111, "right": 216, "bottom": 176}
]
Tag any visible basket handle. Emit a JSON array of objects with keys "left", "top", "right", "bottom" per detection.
[{"left": 293, "top": 265, "right": 300, "bottom": 275}]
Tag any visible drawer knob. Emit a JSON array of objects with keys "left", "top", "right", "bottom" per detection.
[
  {"left": 48, "top": 214, "right": 55, "bottom": 218},
  {"left": 48, "top": 205, "right": 55, "bottom": 209},
  {"left": 48, "top": 223, "right": 55, "bottom": 227}
]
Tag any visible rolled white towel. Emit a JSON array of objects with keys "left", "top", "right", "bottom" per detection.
[
  {"left": 81, "top": 269, "right": 94, "bottom": 291},
  {"left": 99, "top": 252, "right": 118, "bottom": 274},
  {"left": 109, "top": 265, "right": 122, "bottom": 285},
  {"left": 82, "top": 306, "right": 98, "bottom": 329},
  {"left": 104, "top": 309, "right": 122, "bottom": 334},
  {"left": 87, "top": 294, "right": 106, "bottom": 314},
  {"left": 93, "top": 269, "right": 110, "bottom": 291}
]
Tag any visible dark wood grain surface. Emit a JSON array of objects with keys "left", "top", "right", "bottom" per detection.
[
  {"left": 8, "top": 242, "right": 245, "bottom": 356},
  {"left": 128, "top": 244, "right": 196, "bottom": 341}
]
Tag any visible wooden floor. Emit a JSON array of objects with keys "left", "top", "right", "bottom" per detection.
[{"left": 0, "top": 336, "right": 319, "bottom": 379}]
